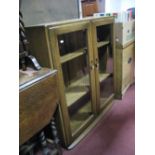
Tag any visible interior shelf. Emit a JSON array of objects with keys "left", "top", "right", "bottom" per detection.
[
  {"left": 97, "top": 41, "right": 109, "bottom": 48},
  {"left": 60, "top": 48, "right": 86, "bottom": 64},
  {"left": 65, "top": 74, "right": 90, "bottom": 107},
  {"left": 100, "top": 93, "right": 114, "bottom": 107},
  {"left": 70, "top": 101, "right": 92, "bottom": 133},
  {"left": 65, "top": 72, "right": 110, "bottom": 106},
  {"left": 99, "top": 72, "right": 111, "bottom": 82}
]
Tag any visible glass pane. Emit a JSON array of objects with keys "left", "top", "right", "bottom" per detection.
[
  {"left": 58, "top": 30, "right": 93, "bottom": 135},
  {"left": 58, "top": 30, "right": 87, "bottom": 56},
  {"left": 96, "top": 24, "right": 114, "bottom": 108},
  {"left": 96, "top": 25, "right": 110, "bottom": 42}
]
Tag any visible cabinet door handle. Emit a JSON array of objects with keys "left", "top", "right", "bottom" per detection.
[
  {"left": 95, "top": 63, "right": 99, "bottom": 69},
  {"left": 89, "top": 64, "right": 94, "bottom": 70},
  {"left": 95, "top": 58, "right": 99, "bottom": 69},
  {"left": 128, "top": 57, "right": 132, "bottom": 64}
]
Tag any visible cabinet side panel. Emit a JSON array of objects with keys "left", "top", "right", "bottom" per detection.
[
  {"left": 26, "top": 27, "right": 53, "bottom": 68},
  {"left": 131, "top": 43, "right": 135, "bottom": 84},
  {"left": 115, "top": 23, "right": 123, "bottom": 46}
]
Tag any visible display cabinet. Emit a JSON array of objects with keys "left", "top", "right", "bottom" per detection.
[{"left": 25, "top": 16, "right": 115, "bottom": 149}]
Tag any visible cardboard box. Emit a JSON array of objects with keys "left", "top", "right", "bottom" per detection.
[{"left": 115, "top": 20, "right": 135, "bottom": 47}]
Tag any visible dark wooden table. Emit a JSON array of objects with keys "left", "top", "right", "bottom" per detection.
[{"left": 19, "top": 67, "right": 61, "bottom": 155}]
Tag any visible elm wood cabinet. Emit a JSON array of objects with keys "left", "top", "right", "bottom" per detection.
[
  {"left": 25, "top": 16, "right": 116, "bottom": 148},
  {"left": 115, "top": 41, "right": 135, "bottom": 98},
  {"left": 19, "top": 68, "right": 58, "bottom": 145}
]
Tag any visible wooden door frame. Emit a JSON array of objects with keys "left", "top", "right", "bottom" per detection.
[
  {"left": 91, "top": 17, "right": 115, "bottom": 112},
  {"left": 48, "top": 21, "right": 97, "bottom": 146}
]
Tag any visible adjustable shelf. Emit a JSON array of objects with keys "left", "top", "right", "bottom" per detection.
[
  {"left": 97, "top": 41, "right": 110, "bottom": 48},
  {"left": 65, "top": 74, "right": 90, "bottom": 107},
  {"left": 99, "top": 72, "right": 111, "bottom": 82},
  {"left": 65, "top": 72, "right": 111, "bottom": 107},
  {"left": 70, "top": 101, "right": 92, "bottom": 134},
  {"left": 60, "top": 48, "right": 86, "bottom": 64}
]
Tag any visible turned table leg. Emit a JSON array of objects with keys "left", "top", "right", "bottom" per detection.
[
  {"left": 39, "top": 131, "right": 53, "bottom": 155},
  {"left": 50, "top": 119, "right": 59, "bottom": 145},
  {"left": 38, "top": 118, "right": 62, "bottom": 155}
]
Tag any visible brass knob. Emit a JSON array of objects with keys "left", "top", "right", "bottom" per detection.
[
  {"left": 90, "top": 64, "right": 94, "bottom": 70},
  {"left": 95, "top": 58, "right": 99, "bottom": 69},
  {"left": 95, "top": 63, "right": 99, "bottom": 69}
]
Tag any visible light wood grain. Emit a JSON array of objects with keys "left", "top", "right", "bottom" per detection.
[
  {"left": 70, "top": 101, "right": 92, "bottom": 134},
  {"left": 99, "top": 72, "right": 110, "bottom": 82},
  {"left": 97, "top": 41, "right": 109, "bottom": 48},
  {"left": 115, "top": 42, "right": 135, "bottom": 98},
  {"left": 60, "top": 48, "right": 86, "bottom": 64},
  {"left": 65, "top": 75, "right": 90, "bottom": 107},
  {"left": 122, "top": 43, "right": 134, "bottom": 90},
  {"left": 65, "top": 72, "right": 110, "bottom": 107}
]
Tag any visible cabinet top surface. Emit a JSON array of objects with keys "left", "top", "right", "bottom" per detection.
[{"left": 26, "top": 16, "right": 114, "bottom": 28}]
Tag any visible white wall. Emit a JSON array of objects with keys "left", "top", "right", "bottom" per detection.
[
  {"left": 121, "top": 0, "right": 135, "bottom": 11},
  {"left": 105, "top": 0, "right": 122, "bottom": 12},
  {"left": 97, "top": 0, "right": 105, "bottom": 12},
  {"left": 105, "top": 0, "right": 135, "bottom": 12}
]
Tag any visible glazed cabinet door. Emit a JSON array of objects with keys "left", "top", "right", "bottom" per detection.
[
  {"left": 92, "top": 18, "right": 115, "bottom": 112},
  {"left": 48, "top": 22, "right": 96, "bottom": 147}
]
